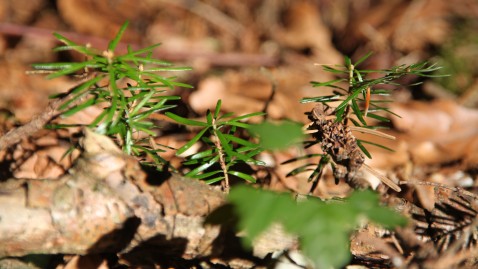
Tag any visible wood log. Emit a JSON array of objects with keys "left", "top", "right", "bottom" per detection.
[{"left": 0, "top": 129, "right": 225, "bottom": 259}]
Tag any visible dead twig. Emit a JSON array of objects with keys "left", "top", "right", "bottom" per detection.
[
  {"left": 0, "top": 99, "right": 61, "bottom": 150},
  {"left": 0, "top": 75, "right": 93, "bottom": 151},
  {"left": 399, "top": 180, "right": 478, "bottom": 200},
  {"left": 424, "top": 214, "right": 478, "bottom": 269},
  {"left": 260, "top": 67, "right": 277, "bottom": 119},
  {"left": 0, "top": 23, "right": 277, "bottom": 67},
  {"left": 157, "top": 0, "right": 245, "bottom": 37}
]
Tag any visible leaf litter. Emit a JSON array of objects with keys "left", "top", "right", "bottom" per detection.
[{"left": 0, "top": 0, "right": 478, "bottom": 268}]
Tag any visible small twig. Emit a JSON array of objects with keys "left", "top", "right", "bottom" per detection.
[
  {"left": 398, "top": 180, "right": 478, "bottom": 200},
  {"left": 0, "top": 75, "right": 93, "bottom": 151},
  {"left": 0, "top": 99, "right": 60, "bottom": 151},
  {"left": 157, "top": 0, "right": 245, "bottom": 37},
  {"left": 260, "top": 67, "right": 276, "bottom": 119},
  {"left": 391, "top": 233, "right": 404, "bottom": 255},
  {"left": 212, "top": 118, "right": 229, "bottom": 193},
  {"left": 0, "top": 22, "right": 277, "bottom": 67},
  {"left": 425, "top": 214, "right": 478, "bottom": 269}
]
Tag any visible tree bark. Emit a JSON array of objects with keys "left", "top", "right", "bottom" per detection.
[{"left": 0, "top": 129, "right": 225, "bottom": 259}]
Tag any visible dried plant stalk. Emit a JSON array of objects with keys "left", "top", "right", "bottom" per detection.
[{"left": 307, "top": 103, "right": 401, "bottom": 192}]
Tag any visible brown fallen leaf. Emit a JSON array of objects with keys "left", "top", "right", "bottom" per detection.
[
  {"left": 56, "top": 0, "right": 146, "bottom": 42},
  {"left": 390, "top": 100, "right": 478, "bottom": 166},
  {"left": 272, "top": 1, "right": 342, "bottom": 65},
  {"left": 361, "top": 100, "right": 478, "bottom": 172},
  {"left": 343, "top": 0, "right": 451, "bottom": 53}
]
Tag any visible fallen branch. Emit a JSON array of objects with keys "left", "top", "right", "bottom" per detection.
[
  {"left": 0, "top": 96, "right": 67, "bottom": 151},
  {"left": 0, "top": 130, "right": 296, "bottom": 267},
  {"left": 0, "top": 23, "right": 278, "bottom": 67},
  {"left": 0, "top": 75, "right": 92, "bottom": 151},
  {"left": 0, "top": 128, "right": 225, "bottom": 258}
]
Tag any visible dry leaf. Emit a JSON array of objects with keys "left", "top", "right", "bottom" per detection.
[
  {"left": 56, "top": 0, "right": 147, "bottom": 41},
  {"left": 390, "top": 100, "right": 478, "bottom": 165},
  {"left": 344, "top": 0, "right": 451, "bottom": 52},
  {"left": 272, "top": 1, "right": 342, "bottom": 64}
]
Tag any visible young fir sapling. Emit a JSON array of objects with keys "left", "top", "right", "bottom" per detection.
[
  {"left": 288, "top": 53, "right": 442, "bottom": 193},
  {"left": 31, "top": 21, "right": 193, "bottom": 169}
]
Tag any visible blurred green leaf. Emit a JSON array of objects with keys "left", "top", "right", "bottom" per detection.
[
  {"left": 228, "top": 186, "right": 407, "bottom": 269},
  {"left": 250, "top": 121, "right": 304, "bottom": 150}
]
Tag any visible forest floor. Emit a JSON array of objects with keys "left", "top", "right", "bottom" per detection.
[{"left": 1, "top": 1, "right": 478, "bottom": 268}]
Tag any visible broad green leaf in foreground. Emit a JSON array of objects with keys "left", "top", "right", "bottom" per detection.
[
  {"left": 228, "top": 186, "right": 407, "bottom": 269},
  {"left": 250, "top": 121, "right": 305, "bottom": 150}
]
